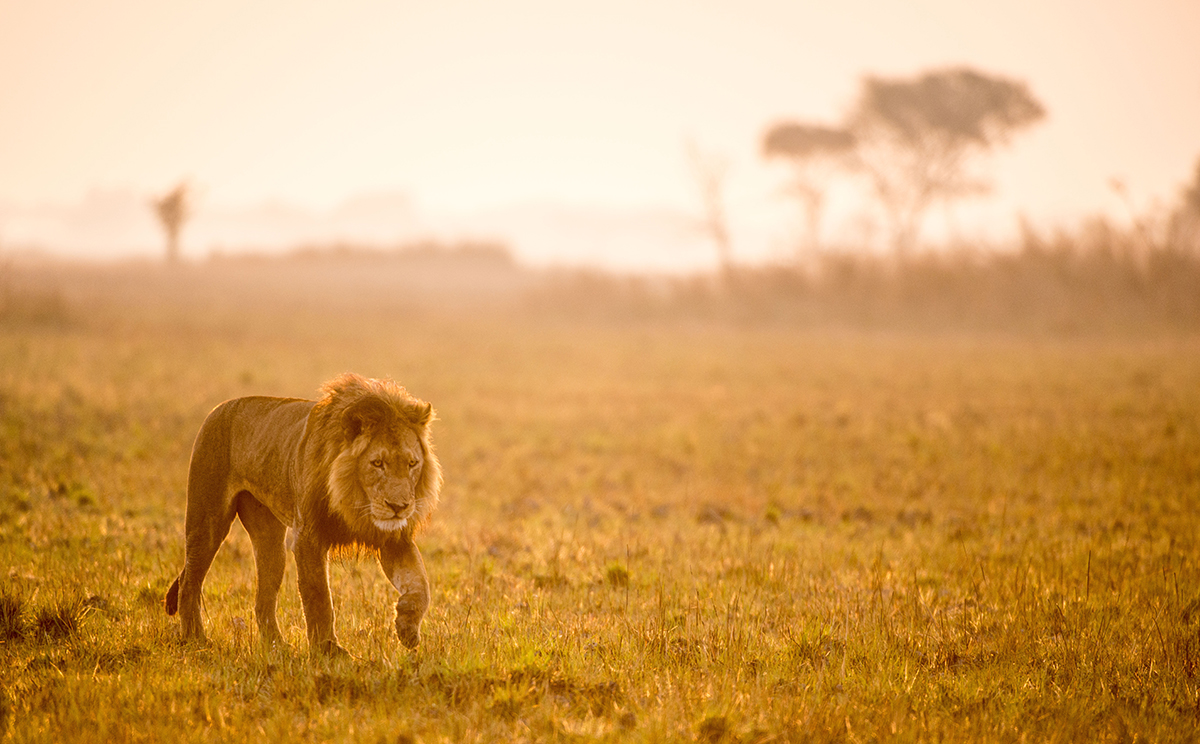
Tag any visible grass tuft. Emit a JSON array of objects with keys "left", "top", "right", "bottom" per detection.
[
  {"left": 0, "top": 591, "right": 27, "bottom": 641},
  {"left": 604, "top": 561, "right": 630, "bottom": 588},
  {"left": 697, "top": 714, "right": 732, "bottom": 743},
  {"left": 34, "top": 597, "right": 83, "bottom": 641}
]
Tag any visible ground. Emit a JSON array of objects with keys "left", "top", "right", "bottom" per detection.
[{"left": 1, "top": 279, "right": 1198, "bottom": 742}]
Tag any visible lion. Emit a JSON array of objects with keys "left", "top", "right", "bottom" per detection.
[{"left": 164, "top": 373, "right": 442, "bottom": 655}]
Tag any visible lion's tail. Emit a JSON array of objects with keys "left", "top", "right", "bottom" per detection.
[{"left": 164, "top": 574, "right": 182, "bottom": 616}]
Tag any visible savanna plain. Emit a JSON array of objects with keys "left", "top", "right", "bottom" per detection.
[{"left": 1, "top": 262, "right": 1199, "bottom": 743}]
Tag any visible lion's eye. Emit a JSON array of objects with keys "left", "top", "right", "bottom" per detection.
[
  {"left": 408, "top": 458, "right": 418, "bottom": 469},
  {"left": 370, "top": 458, "right": 384, "bottom": 468}
]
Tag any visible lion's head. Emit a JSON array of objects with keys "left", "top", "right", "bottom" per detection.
[{"left": 316, "top": 374, "right": 442, "bottom": 538}]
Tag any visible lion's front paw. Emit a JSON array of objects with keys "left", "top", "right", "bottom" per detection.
[
  {"left": 394, "top": 592, "right": 427, "bottom": 650},
  {"left": 395, "top": 618, "right": 422, "bottom": 649}
]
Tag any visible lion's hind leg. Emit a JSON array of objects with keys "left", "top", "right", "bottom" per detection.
[
  {"left": 175, "top": 419, "right": 238, "bottom": 643},
  {"left": 176, "top": 512, "right": 236, "bottom": 643},
  {"left": 236, "top": 492, "right": 288, "bottom": 647}
]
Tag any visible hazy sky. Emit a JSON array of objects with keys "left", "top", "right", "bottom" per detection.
[{"left": 1, "top": 0, "right": 1199, "bottom": 257}]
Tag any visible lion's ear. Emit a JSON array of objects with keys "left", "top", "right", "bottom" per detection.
[
  {"left": 416, "top": 402, "right": 433, "bottom": 426},
  {"left": 341, "top": 397, "right": 389, "bottom": 441}
]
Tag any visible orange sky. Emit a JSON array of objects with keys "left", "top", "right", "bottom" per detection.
[{"left": 1, "top": 0, "right": 1198, "bottom": 261}]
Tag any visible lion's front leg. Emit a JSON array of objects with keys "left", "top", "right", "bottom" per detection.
[
  {"left": 293, "top": 535, "right": 345, "bottom": 656},
  {"left": 379, "top": 536, "right": 430, "bottom": 649}
]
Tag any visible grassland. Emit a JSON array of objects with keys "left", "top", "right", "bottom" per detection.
[{"left": 1, "top": 263, "right": 1199, "bottom": 742}]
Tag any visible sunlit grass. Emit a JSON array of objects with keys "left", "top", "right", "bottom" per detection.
[{"left": 1, "top": 297, "right": 1198, "bottom": 741}]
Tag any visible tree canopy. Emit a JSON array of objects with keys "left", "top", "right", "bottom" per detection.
[
  {"left": 763, "top": 124, "right": 855, "bottom": 160},
  {"left": 855, "top": 68, "right": 1044, "bottom": 151},
  {"left": 850, "top": 67, "right": 1045, "bottom": 253}
]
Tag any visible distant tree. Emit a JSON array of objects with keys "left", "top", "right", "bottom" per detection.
[
  {"left": 686, "top": 141, "right": 734, "bottom": 278},
  {"left": 849, "top": 67, "right": 1045, "bottom": 254},
  {"left": 1183, "top": 159, "right": 1200, "bottom": 217},
  {"left": 762, "top": 122, "right": 855, "bottom": 259},
  {"left": 152, "top": 182, "right": 191, "bottom": 263},
  {"left": 1169, "top": 156, "right": 1200, "bottom": 252}
]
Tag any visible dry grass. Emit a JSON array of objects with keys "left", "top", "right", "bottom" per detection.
[{"left": 0, "top": 265, "right": 1198, "bottom": 742}]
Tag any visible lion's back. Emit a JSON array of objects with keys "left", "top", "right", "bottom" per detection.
[{"left": 189, "top": 396, "right": 315, "bottom": 513}]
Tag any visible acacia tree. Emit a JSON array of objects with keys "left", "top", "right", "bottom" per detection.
[
  {"left": 849, "top": 67, "right": 1045, "bottom": 254},
  {"left": 152, "top": 182, "right": 191, "bottom": 263},
  {"left": 762, "top": 123, "right": 855, "bottom": 259}
]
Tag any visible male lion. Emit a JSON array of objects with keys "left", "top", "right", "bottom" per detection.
[{"left": 164, "top": 373, "right": 442, "bottom": 655}]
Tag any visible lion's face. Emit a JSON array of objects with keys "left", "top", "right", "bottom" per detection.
[
  {"left": 355, "top": 427, "right": 425, "bottom": 532},
  {"left": 327, "top": 416, "right": 436, "bottom": 537},
  {"left": 320, "top": 375, "right": 442, "bottom": 541}
]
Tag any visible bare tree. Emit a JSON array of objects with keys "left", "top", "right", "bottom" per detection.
[
  {"left": 686, "top": 141, "right": 734, "bottom": 278},
  {"left": 152, "top": 182, "right": 191, "bottom": 263},
  {"left": 849, "top": 67, "right": 1045, "bottom": 254},
  {"left": 762, "top": 122, "right": 855, "bottom": 259}
]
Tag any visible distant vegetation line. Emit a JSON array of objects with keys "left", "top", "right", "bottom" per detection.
[
  {"left": 2, "top": 219, "right": 1199, "bottom": 334},
  {"left": 206, "top": 238, "right": 516, "bottom": 267},
  {"left": 534, "top": 220, "right": 1200, "bottom": 333}
]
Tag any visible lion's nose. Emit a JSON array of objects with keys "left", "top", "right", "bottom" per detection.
[{"left": 385, "top": 500, "right": 408, "bottom": 515}]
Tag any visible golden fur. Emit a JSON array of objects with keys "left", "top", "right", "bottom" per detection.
[{"left": 164, "top": 373, "right": 442, "bottom": 654}]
